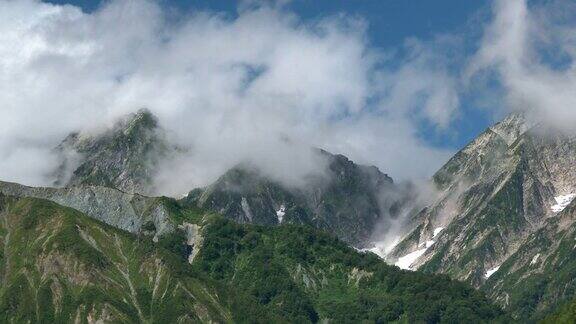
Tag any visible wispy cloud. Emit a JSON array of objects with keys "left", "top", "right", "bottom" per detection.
[{"left": 468, "top": 0, "right": 576, "bottom": 128}]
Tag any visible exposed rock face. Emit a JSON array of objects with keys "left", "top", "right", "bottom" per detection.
[
  {"left": 0, "top": 180, "right": 175, "bottom": 237},
  {"left": 179, "top": 222, "right": 203, "bottom": 263},
  {"left": 54, "top": 108, "right": 173, "bottom": 195},
  {"left": 182, "top": 150, "right": 407, "bottom": 246},
  {"left": 388, "top": 113, "right": 576, "bottom": 320}
]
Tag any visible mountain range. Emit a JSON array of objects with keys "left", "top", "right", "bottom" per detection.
[{"left": 2, "top": 109, "right": 576, "bottom": 322}]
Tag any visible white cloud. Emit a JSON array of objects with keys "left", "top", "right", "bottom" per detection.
[
  {"left": 468, "top": 0, "right": 576, "bottom": 128},
  {"left": 0, "top": 0, "right": 458, "bottom": 193}
]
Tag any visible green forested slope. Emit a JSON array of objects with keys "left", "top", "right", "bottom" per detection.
[
  {"left": 0, "top": 193, "right": 508, "bottom": 323},
  {"left": 193, "top": 217, "right": 509, "bottom": 323}
]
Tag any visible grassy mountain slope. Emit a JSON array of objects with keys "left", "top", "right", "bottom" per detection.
[
  {"left": 0, "top": 193, "right": 508, "bottom": 323},
  {"left": 0, "top": 194, "right": 231, "bottom": 323}
]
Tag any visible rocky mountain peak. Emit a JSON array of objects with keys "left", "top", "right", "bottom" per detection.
[
  {"left": 122, "top": 108, "right": 158, "bottom": 136},
  {"left": 382, "top": 112, "right": 576, "bottom": 320},
  {"left": 182, "top": 149, "right": 403, "bottom": 246},
  {"left": 53, "top": 108, "right": 172, "bottom": 195},
  {"left": 49, "top": 109, "right": 407, "bottom": 247},
  {"left": 488, "top": 112, "right": 531, "bottom": 145}
]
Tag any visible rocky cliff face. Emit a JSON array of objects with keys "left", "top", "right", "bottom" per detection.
[
  {"left": 54, "top": 108, "right": 173, "bottom": 195},
  {"left": 181, "top": 150, "right": 406, "bottom": 246},
  {"left": 0, "top": 180, "right": 176, "bottom": 239},
  {"left": 386, "top": 113, "right": 576, "bottom": 320}
]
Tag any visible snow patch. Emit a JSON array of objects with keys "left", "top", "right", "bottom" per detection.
[
  {"left": 551, "top": 194, "right": 576, "bottom": 213},
  {"left": 433, "top": 227, "right": 444, "bottom": 237},
  {"left": 485, "top": 265, "right": 500, "bottom": 278},
  {"left": 276, "top": 205, "right": 286, "bottom": 223},
  {"left": 397, "top": 236, "right": 439, "bottom": 270},
  {"left": 395, "top": 248, "right": 428, "bottom": 270},
  {"left": 531, "top": 253, "right": 540, "bottom": 265}
]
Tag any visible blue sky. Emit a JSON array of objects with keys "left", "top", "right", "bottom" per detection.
[
  {"left": 47, "top": 0, "right": 487, "bottom": 45},
  {"left": 46, "top": 0, "right": 496, "bottom": 150}
]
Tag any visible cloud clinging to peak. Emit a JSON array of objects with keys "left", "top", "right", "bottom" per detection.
[{"left": 0, "top": 0, "right": 462, "bottom": 193}]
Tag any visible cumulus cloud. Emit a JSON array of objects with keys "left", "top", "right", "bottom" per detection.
[
  {"left": 0, "top": 0, "right": 461, "bottom": 194},
  {"left": 468, "top": 0, "right": 576, "bottom": 128}
]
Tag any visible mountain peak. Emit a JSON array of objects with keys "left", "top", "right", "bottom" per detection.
[
  {"left": 489, "top": 112, "right": 531, "bottom": 145},
  {"left": 53, "top": 109, "right": 171, "bottom": 194},
  {"left": 387, "top": 111, "right": 576, "bottom": 320},
  {"left": 182, "top": 149, "right": 400, "bottom": 246},
  {"left": 120, "top": 108, "right": 158, "bottom": 137}
]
